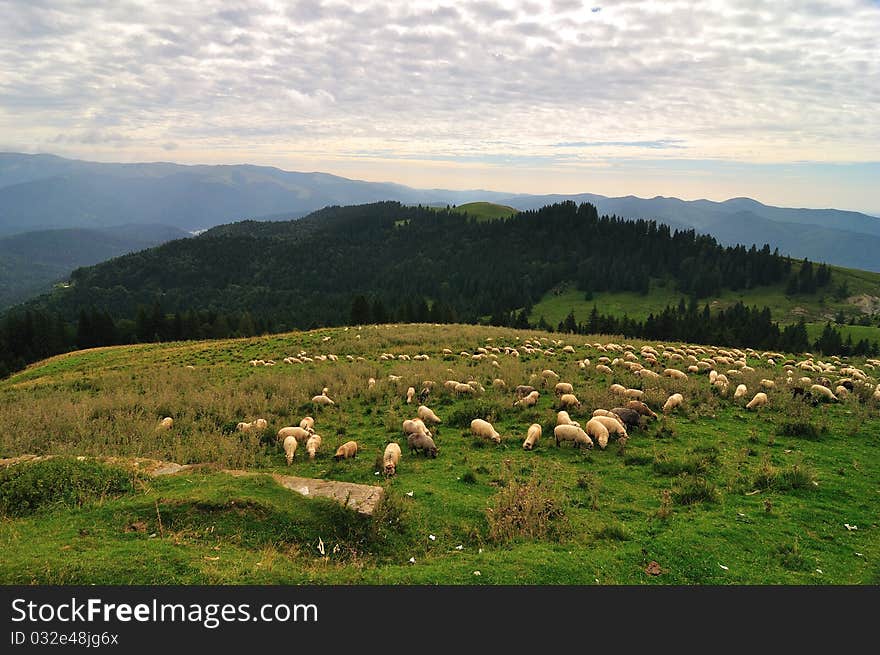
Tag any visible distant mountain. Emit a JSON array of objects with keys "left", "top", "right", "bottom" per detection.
[
  {"left": 1, "top": 152, "right": 878, "bottom": 271},
  {"left": 0, "top": 223, "right": 189, "bottom": 309}
]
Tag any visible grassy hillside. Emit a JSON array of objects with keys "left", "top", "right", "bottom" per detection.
[
  {"left": 450, "top": 201, "right": 518, "bottom": 221},
  {"left": 529, "top": 262, "right": 880, "bottom": 336},
  {"left": 2, "top": 324, "right": 878, "bottom": 584}
]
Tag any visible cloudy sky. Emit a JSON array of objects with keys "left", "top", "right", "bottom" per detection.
[{"left": 1, "top": 0, "right": 878, "bottom": 213}]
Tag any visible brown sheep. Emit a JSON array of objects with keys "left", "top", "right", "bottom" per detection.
[{"left": 334, "top": 440, "right": 358, "bottom": 461}]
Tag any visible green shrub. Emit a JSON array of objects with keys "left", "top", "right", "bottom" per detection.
[{"left": 0, "top": 458, "right": 137, "bottom": 517}]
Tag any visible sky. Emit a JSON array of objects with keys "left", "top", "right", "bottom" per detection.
[{"left": 1, "top": 0, "right": 878, "bottom": 214}]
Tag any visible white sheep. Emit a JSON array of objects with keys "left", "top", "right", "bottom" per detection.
[
  {"left": 334, "top": 440, "right": 358, "bottom": 461},
  {"left": 312, "top": 393, "right": 335, "bottom": 406},
  {"left": 406, "top": 386, "right": 416, "bottom": 404},
  {"left": 554, "top": 423, "right": 593, "bottom": 449},
  {"left": 306, "top": 433, "right": 322, "bottom": 459},
  {"left": 283, "top": 435, "right": 298, "bottom": 465},
  {"left": 403, "top": 418, "right": 432, "bottom": 438},
  {"left": 760, "top": 379, "right": 776, "bottom": 390},
  {"left": 596, "top": 364, "right": 613, "bottom": 375},
  {"left": 558, "top": 393, "right": 581, "bottom": 409},
  {"left": 589, "top": 415, "right": 627, "bottom": 447},
  {"left": 417, "top": 405, "right": 442, "bottom": 424},
  {"left": 277, "top": 426, "right": 313, "bottom": 443},
  {"left": 809, "top": 384, "right": 839, "bottom": 403},
  {"left": 609, "top": 383, "right": 626, "bottom": 395},
  {"left": 554, "top": 382, "right": 574, "bottom": 396},
  {"left": 664, "top": 368, "right": 688, "bottom": 381},
  {"left": 300, "top": 416, "right": 315, "bottom": 431},
  {"left": 733, "top": 384, "right": 748, "bottom": 400},
  {"left": 556, "top": 410, "right": 580, "bottom": 428},
  {"left": 523, "top": 423, "right": 542, "bottom": 451},
  {"left": 746, "top": 392, "right": 768, "bottom": 410},
  {"left": 383, "top": 442, "right": 402, "bottom": 476},
  {"left": 157, "top": 417, "right": 173, "bottom": 430},
  {"left": 515, "top": 390, "right": 540, "bottom": 407},
  {"left": 623, "top": 388, "right": 644, "bottom": 400},
  {"left": 368, "top": 377, "right": 376, "bottom": 390},
  {"left": 662, "top": 393, "right": 684, "bottom": 413},
  {"left": 470, "top": 418, "right": 502, "bottom": 444}
]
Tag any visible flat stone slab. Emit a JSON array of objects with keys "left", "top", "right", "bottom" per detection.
[{"left": 0, "top": 455, "right": 384, "bottom": 515}]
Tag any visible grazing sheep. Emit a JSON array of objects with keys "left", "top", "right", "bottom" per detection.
[
  {"left": 662, "top": 393, "right": 684, "bottom": 413},
  {"left": 623, "top": 388, "right": 644, "bottom": 400},
  {"left": 515, "top": 390, "right": 540, "bottom": 407},
  {"left": 760, "top": 379, "right": 776, "bottom": 390},
  {"left": 236, "top": 421, "right": 252, "bottom": 432},
  {"left": 809, "top": 384, "right": 839, "bottom": 403},
  {"left": 277, "top": 426, "right": 313, "bottom": 443},
  {"left": 734, "top": 384, "right": 748, "bottom": 400},
  {"left": 541, "top": 369, "right": 560, "bottom": 382},
  {"left": 157, "top": 417, "right": 173, "bottom": 430},
  {"left": 523, "top": 423, "right": 542, "bottom": 450},
  {"left": 515, "top": 385, "right": 536, "bottom": 398},
  {"left": 283, "top": 436, "right": 298, "bottom": 465},
  {"left": 596, "top": 364, "right": 613, "bottom": 375},
  {"left": 558, "top": 393, "right": 581, "bottom": 409},
  {"left": 312, "top": 393, "right": 335, "bottom": 406},
  {"left": 625, "top": 400, "right": 657, "bottom": 420},
  {"left": 383, "top": 442, "right": 402, "bottom": 476},
  {"left": 368, "top": 377, "right": 376, "bottom": 390},
  {"left": 584, "top": 418, "right": 611, "bottom": 449},
  {"left": 610, "top": 407, "right": 640, "bottom": 430},
  {"left": 746, "top": 392, "right": 768, "bottom": 410},
  {"left": 589, "top": 415, "right": 628, "bottom": 445},
  {"left": 554, "top": 382, "right": 574, "bottom": 396},
  {"left": 417, "top": 405, "right": 442, "bottom": 424},
  {"left": 403, "top": 418, "right": 432, "bottom": 438},
  {"left": 333, "top": 440, "right": 358, "bottom": 461},
  {"left": 306, "top": 433, "right": 322, "bottom": 459},
  {"left": 407, "top": 431, "right": 438, "bottom": 457},
  {"left": 556, "top": 410, "right": 581, "bottom": 427},
  {"left": 252, "top": 418, "right": 267, "bottom": 431},
  {"left": 406, "top": 387, "right": 416, "bottom": 404},
  {"left": 300, "top": 416, "right": 315, "bottom": 431},
  {"left": 492, "top": 378, "right": 507, "bottom": 390},
  {"left": 609, "top": 383, "right": 626, "bottom": 395},
  {"left": 454, "top": 382, "right": 476, "bottom": 395},
  {"left": 554, "top": 423, "right": 593, "bottom": 449},
  {"left": 592, "top": 408, "right": 619, "bottom": 419},
  {"left": 470, "top": 418, "right": 502, "bottom": 444},
  {"left": 663, "top": 368, "right": 688, "bottom": 381}
]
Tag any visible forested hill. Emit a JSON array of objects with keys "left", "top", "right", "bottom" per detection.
[{"left": 35, "top": 201, "right": 796, "bottom": 328}]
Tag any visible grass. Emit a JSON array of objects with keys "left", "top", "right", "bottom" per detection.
[
  {"left": 1, "top": 322, "right": 879, "bottom": 584},
  {"left": 528, "top": 262, "right": 880, "bottom": 330},
  {"left": 447, "top": 202, "right": 518, "bottom": 222}
]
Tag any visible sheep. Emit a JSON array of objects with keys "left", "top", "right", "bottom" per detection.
[
  {"left": 733, "top": 384, "right": 748, "bottom": 400},
  {"left": 492, "top": 378, "right": 507, "bottom": 390},
  {"left": 554, "top": 423, "right": 593, "bottom": 449},
  {"left": 283, "top": 435, "right": 298, "bottom": 465},
  {"left": 558, "top": 393, "right": 581, "bottom": 409},
  {"left": 383, "top": 442, "right": 402, "bottom": 476},
  {"left": 541, "top": 369, "right": 560, "bottom": 382},
  {"left": 584, "top": 418, "right": 611, "bottom": 449},
  {"left": 515, "top": 390, "right": 539, "bottom": 407},
  {"left": 625, "top": 400, "right": 658, "bottom": 420},
  {"left": 554, "top": 382, "right": 574, "bottom": 396},
  {"left": 403, "top": 418, "right": 432, "bottom": 438},
  {"left": 745, "top": 392, "right": 768, "bottom": 410},
  {"left": 760, "top": 379, "right": 776, "bottom": 390},
  {"left": 417, "top": 405, "right": 442, "bottom": 424},
  {"left": 610, "top": 407, "right": 640, "bottom": 430},
  {"left": 592, "top": 408, "right": 619, "bottom": 419},
  {"left": 623, "top": 388, "right": 644, "bottom": 400},
  {"left": 595, "top": 364, "right": 613, "bottom": 375},
  {"left": 470, "top": 418, "right": 502, "bottom": 444},
  {"left": 407, "top": 431, "right": 438, "bottom": 457},
  {"left": 589, "top": 415, "right": 627, "bottom": 447},
  {"left": 157, "top": 417, "right": 173, "bottom": 430},
  {"left": 662, "top": 393, "right": 684, "bottom": 413},
  {"left": 809, "top": 384, "right": 839, "bottom": 403},
  {"left": 277, "top": 426, "right": 313, "bottom": 443},
  {"left": 312, "top": 393, "right": 335, "bottom": 406},
  {"left": 515, "top": 385, "right": 536, "bottom": 398},
  {"left": 368, "top": 377, "right": 376, "bottom": 390},
  {"left": 454, "top": 382, "right": 475, "bottom": 395},
  {"left": 664, "top": 368, "right": 688, "bottom": 381},
  {"left": 236, "top": 421, "right": 252, "bottom": 432},
  {"left": 556, "top": 410, "right": 581, "bottom": 427},
  {"left": 333, "top": 440, "right": 358, "bottom": 461},
  {"left": 300, "top": 416, "right": 315, "bottom": 431},
  {"left": 306, "top": 433, "right": 322, "bottom": 459},
  {"left": 609, "top": 383, "right": 626, "bottom": 395},
  {"left": 406, "top": 387, "right": 416, "bottom": 404},
  {"left": 523, "top": 423, "right": 542, "bottom": 450}
]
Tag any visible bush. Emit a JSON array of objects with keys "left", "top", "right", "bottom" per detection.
[
  {"left": 0, "top": 458, "right": 138, "bottom": 517},
  {"left": 486, "top": 470, "right": 568, "bottom": 544}
]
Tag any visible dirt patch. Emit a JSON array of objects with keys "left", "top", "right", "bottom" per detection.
[{"left": 847, "top": 294, "right": 880, "bottom": 315}]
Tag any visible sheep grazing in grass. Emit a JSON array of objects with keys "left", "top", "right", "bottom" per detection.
[
  {"left": 760, "top": 379, "right": 776, "bottom": 390},
  {"left": 492, "top": 378, "right": 507, "bottom": 390},
  {"left": 873, "top": 385, "right": 880, "bottom": 402},
  {"left": 471, "top": 418, "right": 502, "bottom": 444},
  {"left": 662, "top": 393, "right": 684, "bottom": 413},
  {"left": 523, "top": 423, "right": 542, "bottom": 450},
  {"left": 592, "top": 408, "right": 618, "bottom": 420},
  {"left": 558, "top": 393, "right": 581, "bottom": 409},
  {"left": 306, "top": 433, "right": 322, "bottom": 459},
  {"left": 383, "top": 442, "right": 402, "bottom": 476},
  {"left": 609, "top": 384, "right": 626, "bottom": 396},
  {"left": 610, "top": 407, "right": 640, "bottom": 430},
  {"left": 417, "top": 405, "right": 442, "bottom": 424},
  {"left": 541, "top": 369, "right": 560, "bottom": 382},
  {"left": 810, "top": 384, "right": 839, "bottom": 403},
  {"left": 277, "top": 426, "right": 312, "bottom": 443},
  {"left": 157, "top": 417, "right": 173, "bottom": 430},
  {"left": 554, "top": 382, "right": 574, "bottom": 396},
  {"left": 515, "top": 385, "right": 536, "bottom": 398},
  {"left": 556, "top": 410, "right": 580, "bottom": 428},
  {"left": 625, "top": 400, "right": 658, "bottom": 420},
  {"left": 515, "top": 390, "right": 540, "bottom": 407},
  {"left": 664, "top": 368, "right": 688, "bottom": 381},
  {"left": 300, "top": 416, "right": 315, "bottom": 431},
  {"left": 403, "top": 418, "right": 432, "bottom": 439},
  {"left": 368, "top": 377, "right": 376, "bottom": 390},
  {"left": 406, "top": 386, "right": 416, "bottom": 404},
  {"left": 554, "top": 423, "right": 593, "bottom": 449},
  {"left": 253, "top": 418, "right": 268, "bottom": 431},
  {"left": 734, "top": 384, "right": 748, "bottom": 400},
  {"left": 454, "top": 382, "right": 476, "bottom": 395},
  {"left": 746, "top": 392, "right": 768, "bottom": 410},
  {"left": 584, "top": 418, "right": 611, "bottom": 449},
  {"left": 334, "top": 440, "right": 358, "bottom": 461},
  {"left": 589, "top": 415, "right": 627, "bottom": 446},
  {"left": 312, "top": 393, "right": 335, "bottom": 406},
  {"left": 596, "top": 364, "right": 613, "bottom": 375},
  {"left": 283, "top": 436, "right": 298, "bottom": 465},
  {"left": 407, "top": 431, "right": 438, "bottom": 457},
  {"left": 623, "top": 388, "right": 644, "bottom": 400}
]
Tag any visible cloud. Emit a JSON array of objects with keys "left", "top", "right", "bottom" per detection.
[{"left": 0, "top": 0, "right": 876, "bottom": 180}]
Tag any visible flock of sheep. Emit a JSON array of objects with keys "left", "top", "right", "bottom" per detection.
[{"left": 159, "top": 334, "right": 880, "bottom": 479}]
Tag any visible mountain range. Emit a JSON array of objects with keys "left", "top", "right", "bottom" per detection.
[{"left": 0, "top": 153, "right": 878, "bottom": 310}]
